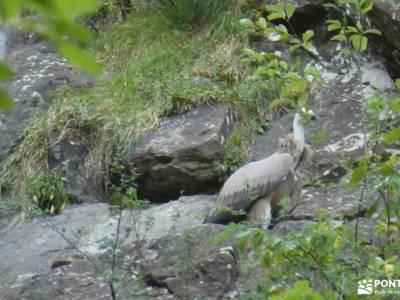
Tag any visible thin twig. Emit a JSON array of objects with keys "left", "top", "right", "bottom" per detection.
[
  {"left": 298, "top": 244, "right": 341, "bottom": 294},
  {"left": 379, "top": 189, "right": 392, "bottom": 243},
  {"left": 109, "top": 208, "right": 123, "bottom": 300},
  {"left": 41, "top": 219, "right": 99, "bottom": 270}
]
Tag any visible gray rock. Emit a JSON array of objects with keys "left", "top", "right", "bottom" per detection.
[
  {"left": 129, "top": 104, "right": 234, "bottom": 202},
  {"left": 0, "top": 194, "right": 213, "bottom": 287},
  {"left": 2, "top": 262, "right": 111, "bottom": 300},
  {"left": 48, "top": 138, "right": 102, "bottom": 203},
  {"left": 369, "top": 0, "right": 400, "bottom": 78},
  {"left": 291, "top": 182, "right": 377, "bottom": 220},
  {"left": 1, "top": 224, "right": 238, "bottom": 300},
  {"left": 141, "top": 224, "right": 238, "bottom": 299},
  {"left": 0, "top": 30, "right": 94, "bottom": 162}
]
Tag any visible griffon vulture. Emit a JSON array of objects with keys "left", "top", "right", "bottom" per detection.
[{"left": 204, "top": 109, "right": 315, "bottom": 227}]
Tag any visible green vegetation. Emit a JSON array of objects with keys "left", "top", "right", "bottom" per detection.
[
  {"left": 26, "top": 173, "right": 68, "bottom": 215},
  {"left": 2, "top": 1, "right": 268, "bottom": 209},
  {"left": 157, "top": 0, "right": 238, "bottom": 31}
]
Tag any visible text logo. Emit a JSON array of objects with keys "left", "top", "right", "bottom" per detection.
[{"left": 358, "top": 279, "right": 373, "bottom": 295}]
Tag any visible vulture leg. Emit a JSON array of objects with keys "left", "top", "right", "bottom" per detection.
[{"left": 248, "top": 196, "right": 272, "bottom": 229}]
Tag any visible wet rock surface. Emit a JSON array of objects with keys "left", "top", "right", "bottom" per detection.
[{"left": 129, "top": 104, "right": 234, "bottom": 202}]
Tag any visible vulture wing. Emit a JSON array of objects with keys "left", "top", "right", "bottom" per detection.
[{"left": 205, "top": 153, "right": 293, "bottom": 223}]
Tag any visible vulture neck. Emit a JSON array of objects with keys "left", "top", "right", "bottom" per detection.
[{"left": 293, "top": 113, "right": 305, "bottom": 152}]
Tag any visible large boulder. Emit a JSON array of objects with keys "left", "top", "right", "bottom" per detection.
[
  {"left": 0, "top": 194, "right": 214, "bottom": 288},
  {"left": 1, "top": 224, "right": 238, "bottom": 300},
  {"left": 128, "top": 104, "right": 234, "bottom": 202},
  {"left": 141, "top": 224, "right": 238, "bottom": 299}
]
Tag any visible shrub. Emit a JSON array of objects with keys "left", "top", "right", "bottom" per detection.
[{"left": 27, "top": 173, "right": 68, "bottom": 215}]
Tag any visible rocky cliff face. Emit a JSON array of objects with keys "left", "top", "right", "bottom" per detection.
[
  {"left": 0, "top": 30, "right": 94, "bottom": 162},
  {"left": 1, "top": 1, "right": 399, "bottom": 299}
]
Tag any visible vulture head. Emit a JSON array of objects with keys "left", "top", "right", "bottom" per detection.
[{"left": 279, "top": 108, "right": 316, "bottom": 168}]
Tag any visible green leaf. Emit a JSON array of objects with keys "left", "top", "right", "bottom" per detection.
[
  {"left": 268, "top": 3, "right": 285, "bottom": 12},
  {"left": 302, "top": 30, "right": 314, "bottom": 42},
  {"left": 289, "top": 44, "right": 302, "bottom": 52},
  {"left": 252, "top": 230, "right": 265, "bottom": 248},
  {"left": 345, "top": 26, "right": 359, "bottom": 34},
  {"left": 350, "top": 158, "right": 369, "bottom": 186},
  {"left": 261, "top": 252, "right": 272, "bottom": 268},
  {"left": 0, "top": 89, "right": 13, "bottom": 112},
  {"left": 365, "top": 28, "right": 381, "bottom": 35},
  {"left": 331, "top": 34, "right": 347, "bottom": 42},
  {"left": 356, "top": 21, "right": 363, "bottom": 32},
  {"left": 285, "top": 4, "right": 296, "bottom": 19},
  {"left": 0, "top": 0, "right": 20, "bottom": 20},
  {"left": 0, "top": 63, "right": 14, "bottom": 80},
  {"left": 327, "top": 20, "right": 342, "bottom": 32},
  {"left": 276, "top": 24, "right": 289, "bottom": 34},
  {"left": 58, "top": 43, "right": 102, "bottom": 75},
  {"left": 290, "top": 80, "right": 307, "bottom": 93},
  {"left": 350, "top": 34, "right": 368, "bottom": 52},
  {"left": 358, "top": 0, "right": 374, "bottom": 13},
  {"left": 365, "top": 203, "right": 379, "bottom": 219},
  {"left": 267, "top": 12, "right": 286, "bottom": 21},
  {"left": 279, "top": 61, "right": 288, "bottom": 70},
  {"left": 383, "top": 128, "right": 400, "bottom": 144},
  {"left": 239, "top": 18, "right": 254, "bottom": 29},
  {"left": 255, "top": 17, "right": 267, "bottom": 29},
  {"left": 303, "top": 42, "right": 314, "bottom": 52},
  {"left": 283, "top": 72, "right": 300, "bottom": 80}
]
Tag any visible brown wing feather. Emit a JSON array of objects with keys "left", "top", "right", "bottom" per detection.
[{"left": 204, "top": 153, "right": 293, "bottom": 223}]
